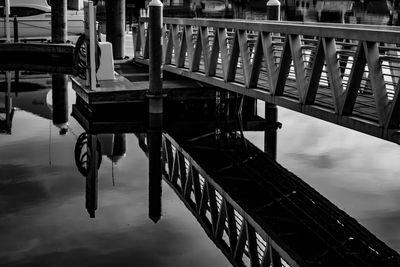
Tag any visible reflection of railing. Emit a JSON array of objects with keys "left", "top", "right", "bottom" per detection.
[
  {"left": 134, "top": 18, "right": 400, "bottom": 143},
  {"left": 137, "top": 132, "right": 400, "bottom": 267}
]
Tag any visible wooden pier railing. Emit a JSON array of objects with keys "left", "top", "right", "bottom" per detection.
[{"left": 134, "top": 18, "right": 400, "bottom": 144}]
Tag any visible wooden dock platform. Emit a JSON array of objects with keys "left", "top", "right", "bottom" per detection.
[{"left": 71, "top": 60, "right": 217, "bottom": 105}]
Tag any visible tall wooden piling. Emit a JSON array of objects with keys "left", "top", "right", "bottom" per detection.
[
  {"left": 105, "top": 0, "right": 125, "bottom": 59},
  {"left": 51, "top": 0, "right": 67, "bottom": 43},
  {"left": 148, "top": 0, "right": 164, "bottom": 114}
]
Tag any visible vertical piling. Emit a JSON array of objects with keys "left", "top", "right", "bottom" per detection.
[
  {"left": 51, "top": 74, "right": 69, "bottom": 135},
  {"left": 51, "top": 0, "right": 67, "bottom": 43},
  {"left": 105, "top": 0, "right": 125, "bottom": 59},
  {"left": 148, "top": 0, "right": 164, "bottom": 114}
]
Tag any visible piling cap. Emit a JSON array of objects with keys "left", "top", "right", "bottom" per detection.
[
  {"left": 149, "top": 0, "right": 163, "bottom": 7},
  {"left": 267, "top": 0, "right": 281, "bottom": 6}
]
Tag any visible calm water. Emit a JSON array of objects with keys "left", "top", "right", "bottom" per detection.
[{"left": 1, "top": 73, "right": 400, "bottom": 266}]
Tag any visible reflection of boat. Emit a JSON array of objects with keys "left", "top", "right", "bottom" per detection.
[{"left": 0, "top": 0, "right": 84, "bottom": 39}]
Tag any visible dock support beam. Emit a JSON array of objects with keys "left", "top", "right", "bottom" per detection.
[
  {"left": 148, "top": 0, "right": 165, "bottom": 114},
  {"left": 106, "top": 0, "right": 125, "bottom": 59},
  {"left": 51, "top": 0, "right": 67, "bottom": 43}
]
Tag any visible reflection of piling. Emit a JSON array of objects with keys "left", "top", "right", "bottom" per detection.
[
  {"left": 51, "top": 0, "right": 67, "bottom": 43},
  {"left": 86, "top": 134, "right": 99, "bottom": 218},
  {"left": 148, "top": 114, "right": 163, "bottom": 223},
  {"left": 106, "top": 0, "right": 125, "bottom": 59},
  {"left": 51, "top": 74, "right": 69, "bottom": 134},
  {"left": 148, "top": 0, "right": 165, "bottom": 115},
  {"left": 264, "top": 103, "right": 278, "bottom": 160},
  {"left": 108, "top": 134, "right": 127, "bottom": 163}
]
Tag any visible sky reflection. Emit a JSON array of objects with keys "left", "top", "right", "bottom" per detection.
[
  {"left": 248, "top": 105, "right": 400, "bottom": 252},
  {"left": 0, "top": 108, "right": 231, "bottom": 267}
]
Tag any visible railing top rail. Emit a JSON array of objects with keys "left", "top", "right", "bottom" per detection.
[{"left": 140, "top": 17, "right": 400, "bottom": 43}]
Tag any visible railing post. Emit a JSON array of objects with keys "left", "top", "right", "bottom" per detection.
[{"left": 148, "top": 0, "right": 165, "bottom": 114}]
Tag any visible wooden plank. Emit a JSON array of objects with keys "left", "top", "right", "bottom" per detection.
[
  {"left": 185, "top": 25, "right": 195, "bottom": 69},
  {"left": 305, "top": 38, "right": 324, "bottom": 104},
  {"left": 340, "top": 42, "right": 366, "bottom": 115},
  {"left": 275, "top": 36, "right": 291, "bottom": 96},
  {"left": 238, "top": 29, "right": 252, "bottom": 87},
  {"left": 387, "top": 82, "right": 400, "bottom": 128},
  {"left": 183, "top": 164, "right": 194, "bottom": 200},
  {"left": 178, "top": 26, "right": 187, "bottom": 68},
  {"left": 226, "top": 31, "right": 240, "bottom": 82},
  {"left": 322, "top": 37, "right": 344, "bottom": 113},
  {"left": 178, "top": 152, "right": 187, "bottom": 192},
  {"left": 226, "top": 202, "right": 238, "bottom": 254},
  {"left": 199, "top": 181, "right": 210, "bottom": 217},
  {"left": 207, "top": 183, "right": 219, "bottom": 234},
  {"left": 261, "top": 32, "right": 278, "bottom": 93},
  {"left": 289, "top": 34, "right": 307, "bottom": 102},
  {"left": 171, "top": 149, "right": 180, "bottom": 186},
  {"left": 364, "top": 41, "right": 389, "bottom": 126},
  {"left": 192, "top": 28, "right": 202, "bottom": 72},
  {"left": 217, "top": 28, "right": 229, "bottom": 78},
  {"left": 201, "top": 26, "right": 211, "bottom": 75},
  {"left": 248, "top": 32, "right": 263, "bottom": 88},
  {"left": 208, "top": 28, "right": 219, "bottom": 76},
  {"left": 165, "top": 25, "right": 174, "bottom": 64},
  {"left": 247, "top": 222, "right": 261, "bottom": 267},
  {"left": 215, "top": 199, "right": 228, "bottom": 240},
  {"left": 234, "top": 222, "right": 248, "bottom": 262},
  {"left": 191, "top": 166, "right": 203, "bottom": 210}
]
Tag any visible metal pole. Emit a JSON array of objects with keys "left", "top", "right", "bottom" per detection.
[
  {"left": 105, "top": 0, "right": 125, "bottom": 59},
  {"left": 5, "top": 0, "right": 10, "bottom": 42},
  {"left": 51, "top": 0, "right": 67, "bottom": 43},
  {"left": 148, "top": 0, "right": 164, "bottom": 114}
]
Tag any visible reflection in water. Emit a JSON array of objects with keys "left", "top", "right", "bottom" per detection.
[
  {"left": 0, "top": 72, "right": 14, "bottom": 134},
  {"left": 51, "top": 74, "right": 69, "bottom": 135},
  {"left": 70, "top": 91, "right": 400, "bottom": 266},
  {"left": 2, "top": 71, "right": 400, "bottom": 265},
  {"left": 75, "top": 132, "right": 127, "bottom": 218}
]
